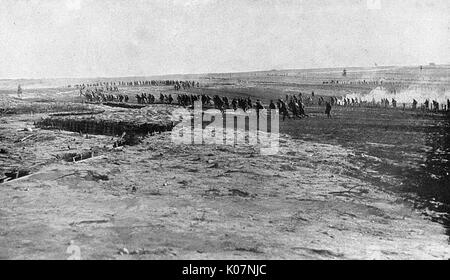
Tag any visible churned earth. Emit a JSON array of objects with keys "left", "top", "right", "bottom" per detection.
[
  {"left": 1, "top": 68, "right": 450, "bottom": 259},
  {"left": 0, "top": 102, "right": 449, "bottom": 259}
]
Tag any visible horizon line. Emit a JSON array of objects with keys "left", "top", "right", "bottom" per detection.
[{"left": 1, "top": 63, "right": 448, "bottom": 81}]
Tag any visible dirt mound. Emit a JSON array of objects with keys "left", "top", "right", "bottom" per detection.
[{"left": 35, "top": 105, "right": 176, "bottom": 137}]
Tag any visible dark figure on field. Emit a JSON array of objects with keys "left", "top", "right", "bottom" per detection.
[
  {"left": 223, "top": 96, "right": 229, "bottom": 109},
  {"left": 325, "top": 102, "right": 332, "bottom": 118},
  {"left": 255, "top": 100, "right": 264, "bottom": 116},
  {"left": 432, "top": 100, "right": 439, "bottom": 112},
  {"left": 269, "top": 100, "right": 276, "bottom": 110},
  {"left": 289, "top": 99, "right": 299, "bottom": 119},
  {"left": 412, "top": 99, "right": 417, "bottom": 110},
  {"left": 17, "top": 85, "right": 22, "bottom": 98},
  {"left": 279, "top": 100, "right": 290, "bottom": 121},
  {"left": 318, "top": 96, "right": 323, "bottom": 106}
]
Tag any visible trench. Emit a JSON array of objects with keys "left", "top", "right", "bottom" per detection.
[
  {"left": 60, "top": 150, "right": 98, "bottom": 163},
  {"left": 35, "top": 117, "right": 174, "bottom": 137},
  {"left": 1, "top": 169, "right": 31, "bottom": 183},
  {"left": 0, "top": 115, "right": 175, "bottom": 184}
]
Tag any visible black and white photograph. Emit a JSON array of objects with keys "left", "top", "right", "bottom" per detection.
[{"left": 0, "top": 0, "right": 449, "bottom": 263}]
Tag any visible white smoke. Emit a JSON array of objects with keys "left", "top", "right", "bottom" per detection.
[{"left": 344, "top": 85, "right": 450, "bottom": 105}]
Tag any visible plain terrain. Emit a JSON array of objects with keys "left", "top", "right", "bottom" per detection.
[{"left": 0, "top": 66, "right": 449, "bottom": 259}]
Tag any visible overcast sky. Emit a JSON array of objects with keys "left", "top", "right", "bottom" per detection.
[{"left": 0, "top": 0, "right": 449, "bottom": 78}]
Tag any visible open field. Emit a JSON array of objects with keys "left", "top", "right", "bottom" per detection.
[{"left": 1, "top": 66, "right": 449, "bottom": 259}]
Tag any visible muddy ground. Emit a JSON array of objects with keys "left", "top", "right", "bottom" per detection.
[
  {"left": 1, "top": 70, "right": 450, "bottom": 259},
  {"left": 1, "top": 99, "right": 449, "bottom": 260}
]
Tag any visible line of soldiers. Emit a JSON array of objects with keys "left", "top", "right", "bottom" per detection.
[
  {"left": 82, "top": 90, "right": 129, "bottom": 103},
  {"left": 275, "top": 94, "right": 309, "bottom": 121},
  {"left": 174, "top": 81, "right": 200, "bottom": 91},
  {"left": 79, "top": 89, "right": 343, "bottom": 121},
  {"left": 178, "top": 94, "right": 211, "bottom": 106},
  {"left": 74, "top": 80, "right": 199, "bottom": 89},
  {"left": 211, "top": 96, "right": 251, "bottom": 111},
  {"left": 79, "top": 86, "right": 119, "bottom": 94},
  {"left": 322, "top": 80, "right": 385, "bottom": 85},
  {"left": 339, "top": 96, "right": 450, "bottom": 112},
  {"left": 136, "top": 93, "right": 175, "bottom": 105},
  {"left": 423, "top": 99, "right": 449, "bottom": 112}
]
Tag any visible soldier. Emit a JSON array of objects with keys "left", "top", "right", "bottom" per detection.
[
  {"left": 247, "top": 97, "right": 253, "bottom": 109},
  {"left": 412, "top": 99, "right": 417, "bottom": 110},
  {"left": 17, "top": 84, "right": 22, "bottom": 98},
  {"left": 289, "top": 99, "right": 298, "bottom": 119},
  {"left": 325, "top": 101, "right": 332, "bottom": 118},
  {"left": 433, "top": 100, "right": 439, "bottom": 112},
  {"left": 318, "top": 96, "right": 324, "bottom": 106},
  {"left": 223, "top": 96, "right": 229, "bottom": 109},
  {"left": 278, "top": 99, "right": 291, "bottom": 121},
  {"left": 231, "top": 98, "right": 237, "bottom": 110},
  {"left": 298, "top": 100, "right": 308, "bottom": 117},
  {"left": 255, "top": 100, "right": 264, "bottom": 116},
  {"left": 269, "top": 100, "right": 276, "bottom": 110}
]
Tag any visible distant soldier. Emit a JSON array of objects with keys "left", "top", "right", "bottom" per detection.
[
  {"left": 255, "top": 100, "right": 264, "bottom": 116},
  {"left": 17, "top": 84, "right": 22, "bottom": 98},
  {"left": 392, "top": 98, "right": 397, "bottom": 108},
  {"left": 318, "top": 96, "right": 324, "bottom": 106},
  {"left": 269, "top": 100, "right": 276, "bottom": 110},
  {"left": 433, "top": 100, "right": 439, "bottom": 112},
  {"left": 247, "top": 97, "right": 253, "bottom": 109},
  {"left": 412, "top": 99, "right": 417, "bottom": 110},
  {"left": 279, "top": 100, "right": 289, "bottom": 121},
  {"left": 289, "top": 100, "right": 299, "bottom": 119},
  {"left": 325, "top": 102, "right": 332, "bottom": 118},
  {"left": 298, "top": 101, "right": 308, "bottom": 117}
]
